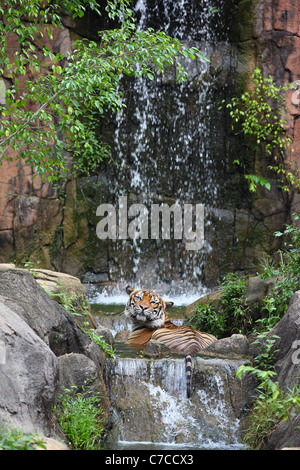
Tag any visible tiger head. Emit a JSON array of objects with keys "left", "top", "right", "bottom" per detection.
[{"left": 124, "top": 286, "right": 174, "bottom": 329}]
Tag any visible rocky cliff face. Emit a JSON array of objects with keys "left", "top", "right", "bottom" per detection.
[
  {"left": 0, "top": 0, "right": 299, "bottom": 288},
  {"left": 0, "top": 266, "right": 110, "bottom": 443},
  {"left": 251, "top": 0, "right": 300, "bottom": 244},
  {"left": 0, "top": 20, "right": 70, "bottom": 268}
]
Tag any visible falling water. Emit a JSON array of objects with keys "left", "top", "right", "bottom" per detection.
[
  {"left": 90, "top": 0, "right": 236, "bottom": 304},
  {"left": 103, "top": 348, "right": 248, "bottom": 450},
  {"left": 99, "top": 314, "right": 249, "bottom": 450},
  {"left": 89, "top": 3, "right": 249, "bottom": 450},
  {"left": 92, "top": 280, "right": 249, "bottom": 451}
]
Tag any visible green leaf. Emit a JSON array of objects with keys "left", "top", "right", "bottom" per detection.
[
  {"left": 0, "top": 0, "right": 209, "bottom": 181},
  {"left": 245, "top": 174, "right": 271, "bottom": 191}
]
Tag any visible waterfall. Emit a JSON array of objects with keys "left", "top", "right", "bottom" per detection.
[
  {"left": 89, "top": 3, "right": 250, "bottom": 450},
  {"left": 93, "top": 289, "right": 249, "bottom": 450},
  {"left": 91, "top": 0, "right": 236, "bottom": 304},
  {"left": 103, "top": 350, "right": 248, "bottom": 450}
]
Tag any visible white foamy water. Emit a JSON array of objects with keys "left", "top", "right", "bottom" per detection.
[
  {"left": 97, "top": 0, "right": 247, "bottom": 451},
  {"left": 90, "top": 291, "right": 204, "bottom": 306},
  {"left": 87, "top": 281, "right": 209, "bottom": 306},
  {"left": 103, "top": 355, "right": 247, "bottom": 450}
]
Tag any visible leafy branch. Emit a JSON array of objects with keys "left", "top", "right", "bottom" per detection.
[
  {"left": 0, "top": 0, "right": 208, "bottom": 181},
  {"left": 237, "top": 364, "right": 300, "bottom": 449},
  {"left": 221, "top": 67, "right": 299, "bottom": 192}
]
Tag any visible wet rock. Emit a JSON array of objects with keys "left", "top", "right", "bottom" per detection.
[
  {"left": 0, "top": 301, "right": 58, "bottom": 436},
  {"left": 115, "top": 329, "right": 131, "bottom": 342},
  {"left": 0, "top": 0, "right": 299, "bottom": 285},
  {"left": 205, "top": 334, "right": 249, "bottom": 356},
  {"left": 104, "top": 354, "right": 254, "bottom": 447},
  {"left": 143, "top": 339, "right": 171, "bottom": 357},
  {"left": 94, "top": 328, "right": 114, "bottom": 346}
]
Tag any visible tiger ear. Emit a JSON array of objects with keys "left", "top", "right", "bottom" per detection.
[
  {"left": 165, "top": 301, "right": 174, "bottom": 309},
  {"left": 126, "top": 285, "right": 134, "bottom": 295}
]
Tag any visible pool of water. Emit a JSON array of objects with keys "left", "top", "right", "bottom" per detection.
[{"left": 88, "top": 295, "right": 247, "bottom": 452}]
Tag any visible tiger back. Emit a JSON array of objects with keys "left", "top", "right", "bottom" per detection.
[
  {"left": 152, "top": 325, "right": 217, "bottom": 355},
  {"left": 124, "top": 286, "right": 217, "bottom": 397}
]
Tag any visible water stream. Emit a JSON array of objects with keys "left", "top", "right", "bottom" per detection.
[
  {"left": 95, "top": 0, "right": 237, "bottom": 295},
  {"left": 102, "top": 350, "right": 247, "bottom": 450},
  {"left": 91, "top": 304, "right": 249, "bottom": 450},
  {"left": 88, "top": 1, "right": 249, "bottom": 450}
]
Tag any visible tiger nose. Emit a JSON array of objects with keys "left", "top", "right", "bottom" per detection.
[{"left": 140, "top": 304, "right": 147, "bottom": 311}]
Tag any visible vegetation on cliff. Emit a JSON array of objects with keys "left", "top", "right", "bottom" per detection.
[
  {"left": 189, "top": 215, "right": 300, "bottom": 338},
  {"left": 221, "top": 67, "right": 300, "bottom": 193},
  {"left": 0, "top": 0, "right": 207, "bottom": 181},
  {"left": 189, "top": 217, "right": 300, "bottom": 450}
]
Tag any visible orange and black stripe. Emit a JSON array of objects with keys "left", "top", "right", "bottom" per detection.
[
  {"left": 152, "top": 326, "right": 216, "bottom": 355},
  {"left": 125, "top": 287, "right": 217, "bottom": 398},
  {"left": 185, "top": 354, "right": 192, "bottom": 399}
]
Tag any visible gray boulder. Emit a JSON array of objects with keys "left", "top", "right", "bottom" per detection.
[
  {"left": 94, "top": 328, "right": 114, "bottom": 346},
  {"left": 244, "top": 276, "right": 279, "bottom": 305},
  {"left": 0, "top": 301, "right": 58, "bottom": 435},
  {"left": 267, "top": 413, "right": 300, "bottom": 450},
  {"left": 144, "top": 339, "right": 171, "bottom": 357},
  {"left": 205, "top": 334, "right": 250, "bottom": 356},
  {"left": 58, "top": 353, "right": 98, "bottom": 392},
  {"left": 0, "top": 268, "right": 104, "bottom": 366},
  {"left": 0, "top": 267, "right": 110, "bottom": 440},
  {"left": 58, "top": 353, "right": 109, "bottom": 414},
  {"left": 270, "top": 290, "right": 300, "bottom": 391}
]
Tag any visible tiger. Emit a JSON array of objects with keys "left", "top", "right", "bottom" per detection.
[{"left": 124, "top": 285, "right": 217, "bottom": 398}]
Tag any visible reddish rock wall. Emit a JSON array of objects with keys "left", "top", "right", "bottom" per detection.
[
  {"left": 256, "top": 0, "right": 300, "bottom": 172},
  {"left": 0, "top": 23, "right": 71, "bottom": 267},
  {"left": 253, "top": 0, "right": 300, "bottom": 227}
]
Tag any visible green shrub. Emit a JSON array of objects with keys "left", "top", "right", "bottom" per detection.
[
  {"left": 222, "top": 67, "right": 299, "bottom": 192},
  {"left": 86, "top": 328, "right": 115, "bottom": 357},
  {"left": 0, "top": 428, "right": 46, "bottom": 450},
  {"left": 237, "top": 366, "right": 300, "bottom": 449},
  {"left": 189, "top": 273, "right": 251, "bottom": 338},
  {"left": 220, "top": 273, "right": 250, "bottom": 334},
  {"left": 53, "top": 384, "right": 105, "bottom": 450},
  {"left": 252, "top": 332, "right": 279, "bottom": 371},
  {"left": 236, "top": 218, "right": 300, "bottom": 448},
  {"left": 190, "top": 219, "right": 300, "bottom": 338},
  {"left": 189, "top": 301, "right": 226, "bottom": 339},
  {"left": 258, "top": 215, "right": 300, "bottom": 331}
]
